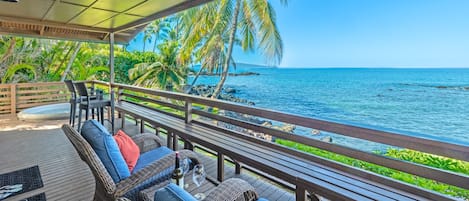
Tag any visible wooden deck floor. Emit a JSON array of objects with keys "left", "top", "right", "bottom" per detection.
[
  {"left": 0, "top": 118, "right": 94, "bottom": 201},
  {"left": 0, "top": 116, "right": 294, "bottom": 201}
]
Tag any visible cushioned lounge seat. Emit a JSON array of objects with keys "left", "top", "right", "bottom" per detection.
[
  {"left": 133, "top": 147, "right": 174, "bottom": 173},
  {"left": 62, "top": 121, "right": 200, "bottom": 201}
]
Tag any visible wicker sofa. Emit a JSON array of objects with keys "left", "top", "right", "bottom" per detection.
[{"left": 62, "top": 123, "right": 200, "bottom": 201}]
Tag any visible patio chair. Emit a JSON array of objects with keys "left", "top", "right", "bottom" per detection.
[
  {"left": 61, "top": 122, "right": 200, "bottom": 201},
  {"left": 74, "top": 82, "right": 109, "bottom": 131},
  {"left": 64, "top": 80, "right": 79, "bottom": 127},
  {"left": 65, "top": 80, "right": 101, "bottom": 127}
]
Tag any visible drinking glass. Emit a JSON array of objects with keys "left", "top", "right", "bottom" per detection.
[
  {"left": 181, "top": 157, "right": 191, "bottom": 175},
  {"left": 192, "top": 164, "right": 206, "bottom": 200}
]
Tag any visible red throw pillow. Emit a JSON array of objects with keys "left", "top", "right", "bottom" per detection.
[{"left": 113, "top": 130, "right": 140, "bottom": 172}]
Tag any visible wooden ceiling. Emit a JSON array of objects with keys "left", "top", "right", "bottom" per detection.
[{"left": 0, "top": 0, "right": 212, "bottom": 43}]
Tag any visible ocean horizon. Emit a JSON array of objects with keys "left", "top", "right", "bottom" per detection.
[
  {"left": 222, "top": 62, "right": 469, "bottom": 69},
  {"left": 189, "top": 66, "right": 469, "bottom": 151}
]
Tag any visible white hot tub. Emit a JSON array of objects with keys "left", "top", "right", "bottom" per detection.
[{"left": 17, "top": 103, "right": 72, "bottom": 120}]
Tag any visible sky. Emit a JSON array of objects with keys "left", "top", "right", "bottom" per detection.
[{"left": 130, "top": 0, "right": 469, "bottom": 68}]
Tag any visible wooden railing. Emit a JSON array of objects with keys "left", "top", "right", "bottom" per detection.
[
  {"left": 0, "top": 82, "right": 68, "bottom": 115},
  {"left": 90, "top": 80, "right": 469, "bottom": 199}
]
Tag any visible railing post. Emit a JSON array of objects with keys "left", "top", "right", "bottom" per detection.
[
  {"left": 172, "top": 133, "right": 178, "bottom": 150},
  {"left": 184, "top": 141, "right": 194, "bottom": 150},
  {"left": 117, "top": 86, "right": 123, "bottom": 103},
  {"left": 217, "top": 153, "right": 224, "bottom": 182},
  {"left": 140, "top": 119, "right": 144, "bottom": 133},
  {"left": 184, "top": 99, "right": 192, "bottom": 124},
  {"left": 295, "top": 186, "right": 307, "bottom": 201},
  {"left": 117, "top": 87, "right": 124, "bottom": 125},
  {"left": 10, "top": 84, "right": 16, "bottom": 116},
  {"left": 154, "top": 126, "right": 159, "bottom": 136},
  {"left": 167, "top": 131, "right": 173, "bottom": 150},
  {"left": 235, "top": 161, "right": 242, "bottom": 174}
]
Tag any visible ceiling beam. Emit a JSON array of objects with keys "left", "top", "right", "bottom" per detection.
[
  {"left": 0, "top": 16, "right": 110, "bottom": 33},
  {"left": 113, "top": 0, "right": 213, "bottom": 33},
  {"left": 0, "top": 27, "right": 129, "bottom": 44}
]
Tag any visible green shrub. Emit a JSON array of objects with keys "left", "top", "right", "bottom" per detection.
[{"left": 275, "top": 139, "right": 469, "bottom": 199}]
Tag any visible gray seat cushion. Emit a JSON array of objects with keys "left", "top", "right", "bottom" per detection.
[{"left": 132, "top": 146, "right": 174, "bottom": 173}]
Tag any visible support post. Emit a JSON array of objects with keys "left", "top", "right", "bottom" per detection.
[
  {"left": 184, "top": 141, "right": 194, "bottom": 150},
  {"left": 217, "top": 153, "right": 224, "bottom": 182},
  {"left": 295, "top": 186, "right": 307, "bottom": 201},
  {"left": 235, "top": 162, "right": 242, "bottom": 174},
  {"left": 109, "top": 32, "right": 115, "bottom": 133},
  {"left": 172, "top": 133, "right": 178, "bottom": 150},
  {"left": 155, "top": 126, "right": 159, "bottom": 136},
  {"left": 117, "top": 87, "right": 123, "bottom": 122},
  {"left": 121, "top": 112, "right": 126, "bottom": 129},
  {"left": 167, "top": 131, "right": 172, "bottom": 150},
  {"left": 140, "top": 119, "right": 144, "bottom": 133},
  {"left": 109, "top": 32, "right": 115, "bottom": 85},
  {"left": 184, "top": 100, "right": 192, "bottom": 123},
  {"left": 10, "top": 84, "right": 16, "bottom": 116}
]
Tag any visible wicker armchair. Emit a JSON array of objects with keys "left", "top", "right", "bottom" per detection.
[
  {"left": 141, "top": 178, "right": 261, "bottom": 201},
  {"left": 205, "top": 178, "right": 260, "bottom": 201},
  {"left": 61, "top": 124, "right": 200, "bottom": 201}
]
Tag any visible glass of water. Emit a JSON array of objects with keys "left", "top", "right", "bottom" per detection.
[{"left": 192, "top": 164, "right": 206, "bottom": 200}]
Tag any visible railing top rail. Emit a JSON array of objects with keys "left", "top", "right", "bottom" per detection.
[
  {"left": 89, "top": 80, "right": 469, "bottom": 162},
  {"left": 0, "top": 82, "right": 66, "bottom": 87}
]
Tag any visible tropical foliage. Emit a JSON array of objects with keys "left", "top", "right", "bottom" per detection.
[
  {"left": 0, "top": 0, "right": 287, "bottom": 94},
  {"left": 276, "top": 139, "right": 469, "bottom": 199},
  {"left": 0, "top": 36, "right": 113, "bottom": 83},
  {"left": 129, "top": 41, "right": 187, "bottom": 90},
  {"left": 178, "top": 0, "right": 287, "bottom": 97}
]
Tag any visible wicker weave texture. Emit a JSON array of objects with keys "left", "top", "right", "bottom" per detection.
[{"left": 205, "top": 178, "right": 259, "bottom": 201}]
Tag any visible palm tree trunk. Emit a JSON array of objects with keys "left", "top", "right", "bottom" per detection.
[
  {"left": 61, "top": 42, "right": 82, "bottom": 81},
  {"left": 211, "top": 0, "right": 241, "bottom": 99},
  {"left": 152, "top": 34, "right": 158, "bottom": 53},
  {"left": 0, "top": 37, "right": 16, "bottom": 64},
  {"left": 52, "top": 42, "right": 74, "bottom": 77},
  {"left": 190, "top": 65, "right": 206, "bottom": 86},
  {"left": 143, "top": 41, "right": 146, "bottom": 52}
]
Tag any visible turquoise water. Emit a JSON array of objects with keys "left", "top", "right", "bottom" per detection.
[{"left": 190, "top": 68, "right": 469, "bottom": 149}]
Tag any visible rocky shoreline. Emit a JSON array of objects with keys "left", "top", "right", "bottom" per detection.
[
  {"left": 188, "top": 85, "right": 255, "bottom": 105},
  {"left": 190, "top": 71, "right": 260, "bottom": 76},
  {"left": 189, "top": 84, "right": 333, "bottom": 143}
]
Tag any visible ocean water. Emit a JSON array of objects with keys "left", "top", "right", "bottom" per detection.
[{"left": 189, "top": 67, "right": 469, "bottom": 150}]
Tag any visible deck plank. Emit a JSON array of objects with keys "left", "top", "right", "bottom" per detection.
[
  {"left": 0, "top": 117, "right": 294, "bottom": 201},
  {"left": 0, "top": 122, "right": 94, "bottom": 201}
]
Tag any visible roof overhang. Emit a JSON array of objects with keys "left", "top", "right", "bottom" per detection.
[{"left": 0, "top": 0, "right": 212, "bottom": 44}]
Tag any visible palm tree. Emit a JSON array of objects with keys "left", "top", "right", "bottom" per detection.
[
  {"left": 148, "top": 19, "right": 171, "bottom": 53},
  {"left": 129, "top": 40, "right": 187, "bottom": 90},
  {"left": 68, "top": 43, "right": 109, "bottom": 81},
  {"left": 180, "top": 0, "right": 287, "bottom": 98}
]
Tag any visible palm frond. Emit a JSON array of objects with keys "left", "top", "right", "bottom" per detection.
[{"left": 2, "top": 63, "right": 37, "bottom": 83}]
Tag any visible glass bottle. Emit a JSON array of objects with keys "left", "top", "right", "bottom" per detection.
[{"left": 171, "top": 152, "right": 184, "bottom": 188}]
